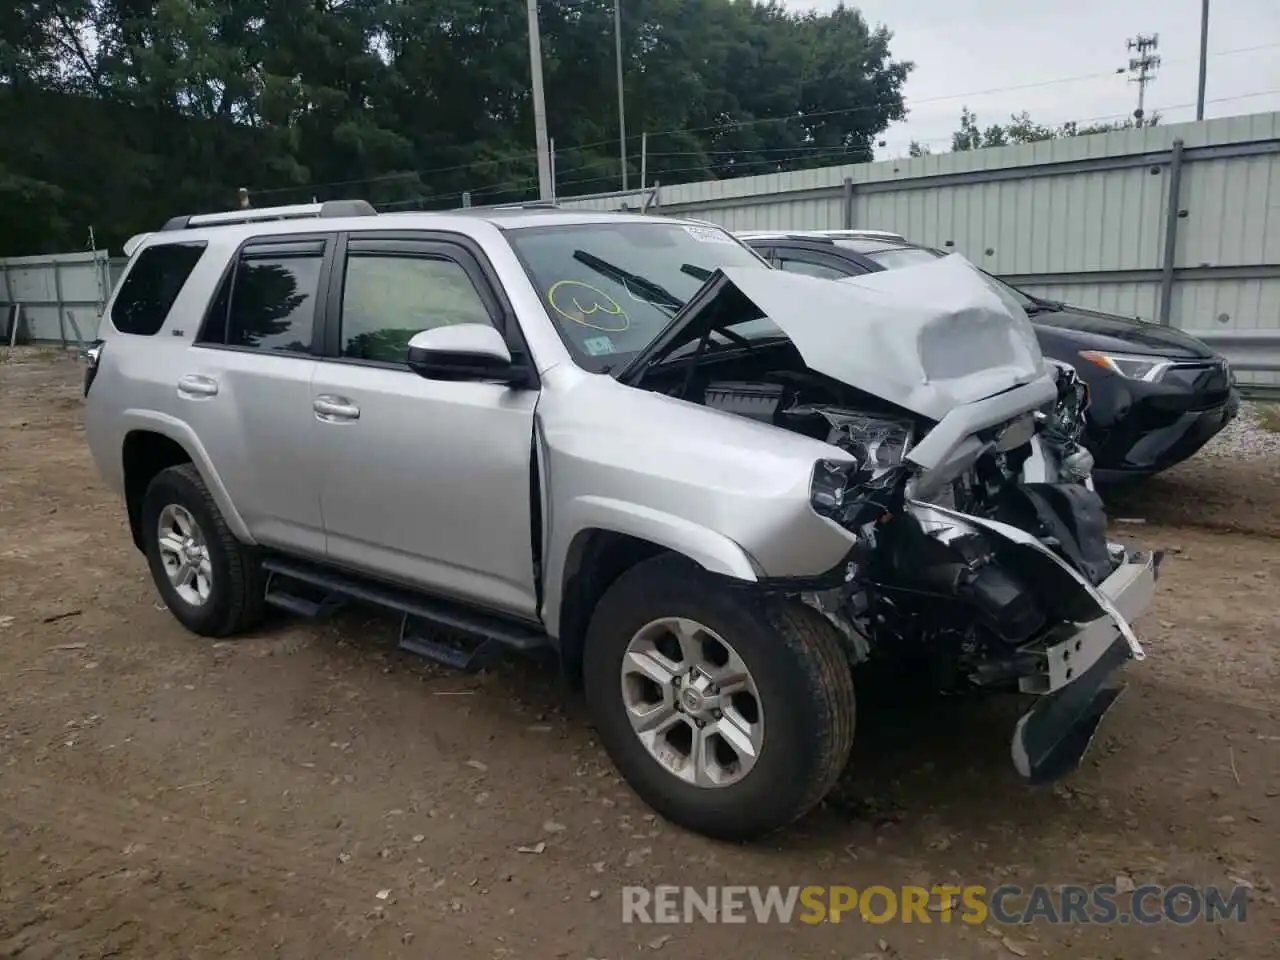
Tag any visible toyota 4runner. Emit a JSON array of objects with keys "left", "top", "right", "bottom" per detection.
[{"left": 84, "top": 200, "right": 1159, "bottom": 840}]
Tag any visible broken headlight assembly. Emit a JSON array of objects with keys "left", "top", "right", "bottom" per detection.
[
  {"left": 1038, "top": 361, "right": 1094, "bottom": 483},
  {"left": 807, "top": 412, "right": 914, "bottom": 529}
]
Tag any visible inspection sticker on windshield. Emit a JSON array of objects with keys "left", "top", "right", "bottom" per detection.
[
  {"left": 682, "top": 224, "right": 735, "bottom": 244},
  {"left": 583, "top": 335, "right": 618, "bottom": 356}
]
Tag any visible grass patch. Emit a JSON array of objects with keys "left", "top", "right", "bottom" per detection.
[{"left": 1256, "top": 404, "right": 1280, "bottom": 434}]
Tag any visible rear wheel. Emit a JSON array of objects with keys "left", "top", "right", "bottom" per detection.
[
  {"left": 140, "top": 464, "right": 265, "bottom": 638},
  {"left": 583, "top": 554, "right": 856, "bottom": 841}
]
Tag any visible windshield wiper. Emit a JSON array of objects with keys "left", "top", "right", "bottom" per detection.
[{"left": 571, "top": 250, "right": 685, "bottom": 313}]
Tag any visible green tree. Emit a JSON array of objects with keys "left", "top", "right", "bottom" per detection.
[{"left": 0, "top": 0, "right": 915, "bottom": 255}]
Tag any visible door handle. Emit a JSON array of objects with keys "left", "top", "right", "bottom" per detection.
[
  {"left": 177, "top": 374, "right": 219, "bottom": 399},
  {"left": 313, "top": 395, "right": 360, "bottom": 422}
]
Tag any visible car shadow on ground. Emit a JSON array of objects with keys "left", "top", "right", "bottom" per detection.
[
  {"left": 302, "top": 601, "right": 1106, "bottom": 847},
  {"left": 1099, "top": 465, "right": 1280, "bottom": 539}
]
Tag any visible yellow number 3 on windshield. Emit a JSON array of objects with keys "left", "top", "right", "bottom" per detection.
[{"left": 547, "top": 280, "right": 631, "bottom": 333}]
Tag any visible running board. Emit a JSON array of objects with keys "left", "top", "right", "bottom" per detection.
[{"left": 261, "top": 556, "right": 548, "bottom": 673}]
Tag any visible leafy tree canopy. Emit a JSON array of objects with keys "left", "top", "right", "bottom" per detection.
[{"left": 0, "top": 0, "right": 913, "bottom": 255}]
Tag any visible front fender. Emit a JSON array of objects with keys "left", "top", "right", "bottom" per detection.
[
  {"left": 120, "top": 408, "right": 256, "bottom": 544},
  {"left": 541, "top": 495, "right": 760, "bottom": 639}
]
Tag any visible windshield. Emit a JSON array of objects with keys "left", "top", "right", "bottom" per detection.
[{"left": 506, "top": 220, "right": 770, "bottom": 371}]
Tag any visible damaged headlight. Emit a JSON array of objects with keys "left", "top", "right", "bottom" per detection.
[
  {"left": 807, "top": 412, "right": 914, "bottom": 529},
  {"left": 1040, "top": 362, "right": 1089, "bottom": 443},
  {"left": 793, "top": 407, "right": 913, "bottom": 474},
  {"left": 1037, "top": 361, "right": 1094, "bottom": 484}
]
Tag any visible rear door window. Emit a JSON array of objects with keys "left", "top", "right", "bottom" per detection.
[
  {"left": 198, "top": 240, "right": 325, "bottom": 354},
  {"left": 110, "top": 242, "right": 207, "bottom": 336}
]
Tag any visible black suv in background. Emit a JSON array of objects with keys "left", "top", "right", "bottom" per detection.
[{"left": 738, "top": 230, "right": 1240, "bottom": 483}]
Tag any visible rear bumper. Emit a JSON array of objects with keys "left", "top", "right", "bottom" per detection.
[
  {"left": 1011, "top": 548, "right": 1161, "bottom": 783},
  {"left": 1092, "top": 389, "right": 1240, "bottom": 480}
]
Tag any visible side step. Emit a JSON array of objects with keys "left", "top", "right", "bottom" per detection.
[{"left": 261, "top": 556, "right": 548, "bottom": 673}]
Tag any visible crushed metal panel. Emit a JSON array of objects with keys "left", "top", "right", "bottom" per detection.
[{"left": 711, "top": 253, "right": 1046, "bottom": 420}]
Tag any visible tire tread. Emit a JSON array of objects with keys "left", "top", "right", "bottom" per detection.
[
  {"left": 761, "top": 600, "right": 857, "bottom": 827},
  {"left": 145, "top": 464, "right": 265, "bottom": 638}
]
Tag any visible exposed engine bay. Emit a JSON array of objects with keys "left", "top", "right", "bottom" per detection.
[{"left": 635, "top": 336, "right": 1120, "bottom": 697}]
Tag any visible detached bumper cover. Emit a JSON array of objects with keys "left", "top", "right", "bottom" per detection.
[
  {"left": 1011, "top": 549, "right": 1160, "bottom": 784},
  {"left": 906, "top": 500, "right": 1160, "bottom": 784}
]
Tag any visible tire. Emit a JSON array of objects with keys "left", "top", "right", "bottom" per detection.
[
  {"left": 582, "top": 553, "right": 856, "bottom": 841},
  {"left": 140, "top": 463, "right": 266, "bottom": 638}
]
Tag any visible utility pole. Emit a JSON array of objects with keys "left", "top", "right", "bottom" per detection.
[
  {"left": 1196, "top": 0, "right": 1210, "bottom": 120},
  {"left": 614, "top": 0, "right": 627, "bottom": 191},
  {"left": 1125, "top": 33, "right": 1161, "bottom": 127},
  {"left": 640, "top": 131, "right": 648, "bottom": 194},
  {"left": 526, "top": 0, "right": 553, "bottom": 201}
]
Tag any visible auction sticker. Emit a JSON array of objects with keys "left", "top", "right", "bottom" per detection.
[
  {"left": 682, "top": 224, "right": 736, "bottom": 244},
  {"left": 583, "top": 335, "right": 618, "bottom": 356}
]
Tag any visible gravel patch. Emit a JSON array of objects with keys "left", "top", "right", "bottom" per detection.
[{"left": 1192, "top": 401, "right": 1280, "bottom": 462}]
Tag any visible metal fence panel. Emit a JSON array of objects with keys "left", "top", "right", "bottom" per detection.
[
  {"left": 5, "top": 113, "right": 1278, "bottom": 386},
  {"left": 0, "top": 250, "right": 113, "bottom": 345},
  {"left": 641, "top": 112, "right": 1280, "bottom": 379}
]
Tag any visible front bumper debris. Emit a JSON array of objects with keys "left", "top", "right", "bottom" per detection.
[
  {"left": 1010, "top": 548, "right": 1161, "bottom": 784},
  {"left": 1020, "top": 547, "right": 1158, "bottom": 696},
  {"left": 905, "top": 500, "right": 1160, "bottom": 785}
]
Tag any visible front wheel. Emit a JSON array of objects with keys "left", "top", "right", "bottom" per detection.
[{"left": 582, "top": 554, "right": 856, "bottom": 841}]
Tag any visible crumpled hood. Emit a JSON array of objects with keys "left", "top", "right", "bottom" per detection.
[{"left": 712, "top": 253, "right": 1047, "bottom": 421}]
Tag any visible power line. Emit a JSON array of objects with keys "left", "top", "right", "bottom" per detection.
[
  {"left": 634, "top": 41, "right": 1278, "bottom": 142},
  {"left": 437, "top": 88, "right": 1280, "bottom": 203},
  {"left": 250, "top": 43, "right": 1280, "bottom": 203}
]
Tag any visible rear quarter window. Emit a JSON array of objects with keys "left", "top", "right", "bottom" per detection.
[{"left": 110, "top": 242, "right": 208, "bottom": 336}]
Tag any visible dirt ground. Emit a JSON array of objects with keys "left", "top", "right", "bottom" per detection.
[{"left": 2, "top": 350, "right": 1277, "bottom": 959}]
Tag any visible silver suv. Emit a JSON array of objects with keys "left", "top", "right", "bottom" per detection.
[{"left": 84, "top": 201, "right": 1159, "bottom": 840}]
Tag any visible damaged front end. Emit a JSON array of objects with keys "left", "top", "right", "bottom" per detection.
[
  {"left": 618, "top": 254, "right": 1159, "bottom": 786},
  {"left": 799, "top": 366, "right": 1160, "bottom": 786}
]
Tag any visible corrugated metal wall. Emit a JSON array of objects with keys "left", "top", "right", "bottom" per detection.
[
  {"left": 562, "top": 113, "right": 1280, "bottom": 383},
  {"left": 5, "top": 114, "right": 1277, "bottom": 380},
  {"left": 0, "top": 251, "right": 118, "bottom": 345}
]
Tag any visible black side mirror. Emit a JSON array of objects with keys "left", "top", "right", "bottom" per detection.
[{"left": 405, "top": 324, "right": 528, "bottom": 385}]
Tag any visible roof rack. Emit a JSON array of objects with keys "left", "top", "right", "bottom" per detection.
[
  {"left": 158, "top": 198, "right": 378, "bottom": 232},
  {"left": 734, "top": 228, "right": 905, "bottom": 243},
  {"left": 482, "top": 200, "right": 562, "bottom": 210}
]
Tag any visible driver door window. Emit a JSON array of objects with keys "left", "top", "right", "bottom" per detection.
[{"left": 340, "top": 253, "right": 494, "bottom": 364}]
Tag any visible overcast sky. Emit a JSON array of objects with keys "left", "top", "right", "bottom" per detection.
[{"left": 785, "top": 0, "right": 1280, "bottom": 158}]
